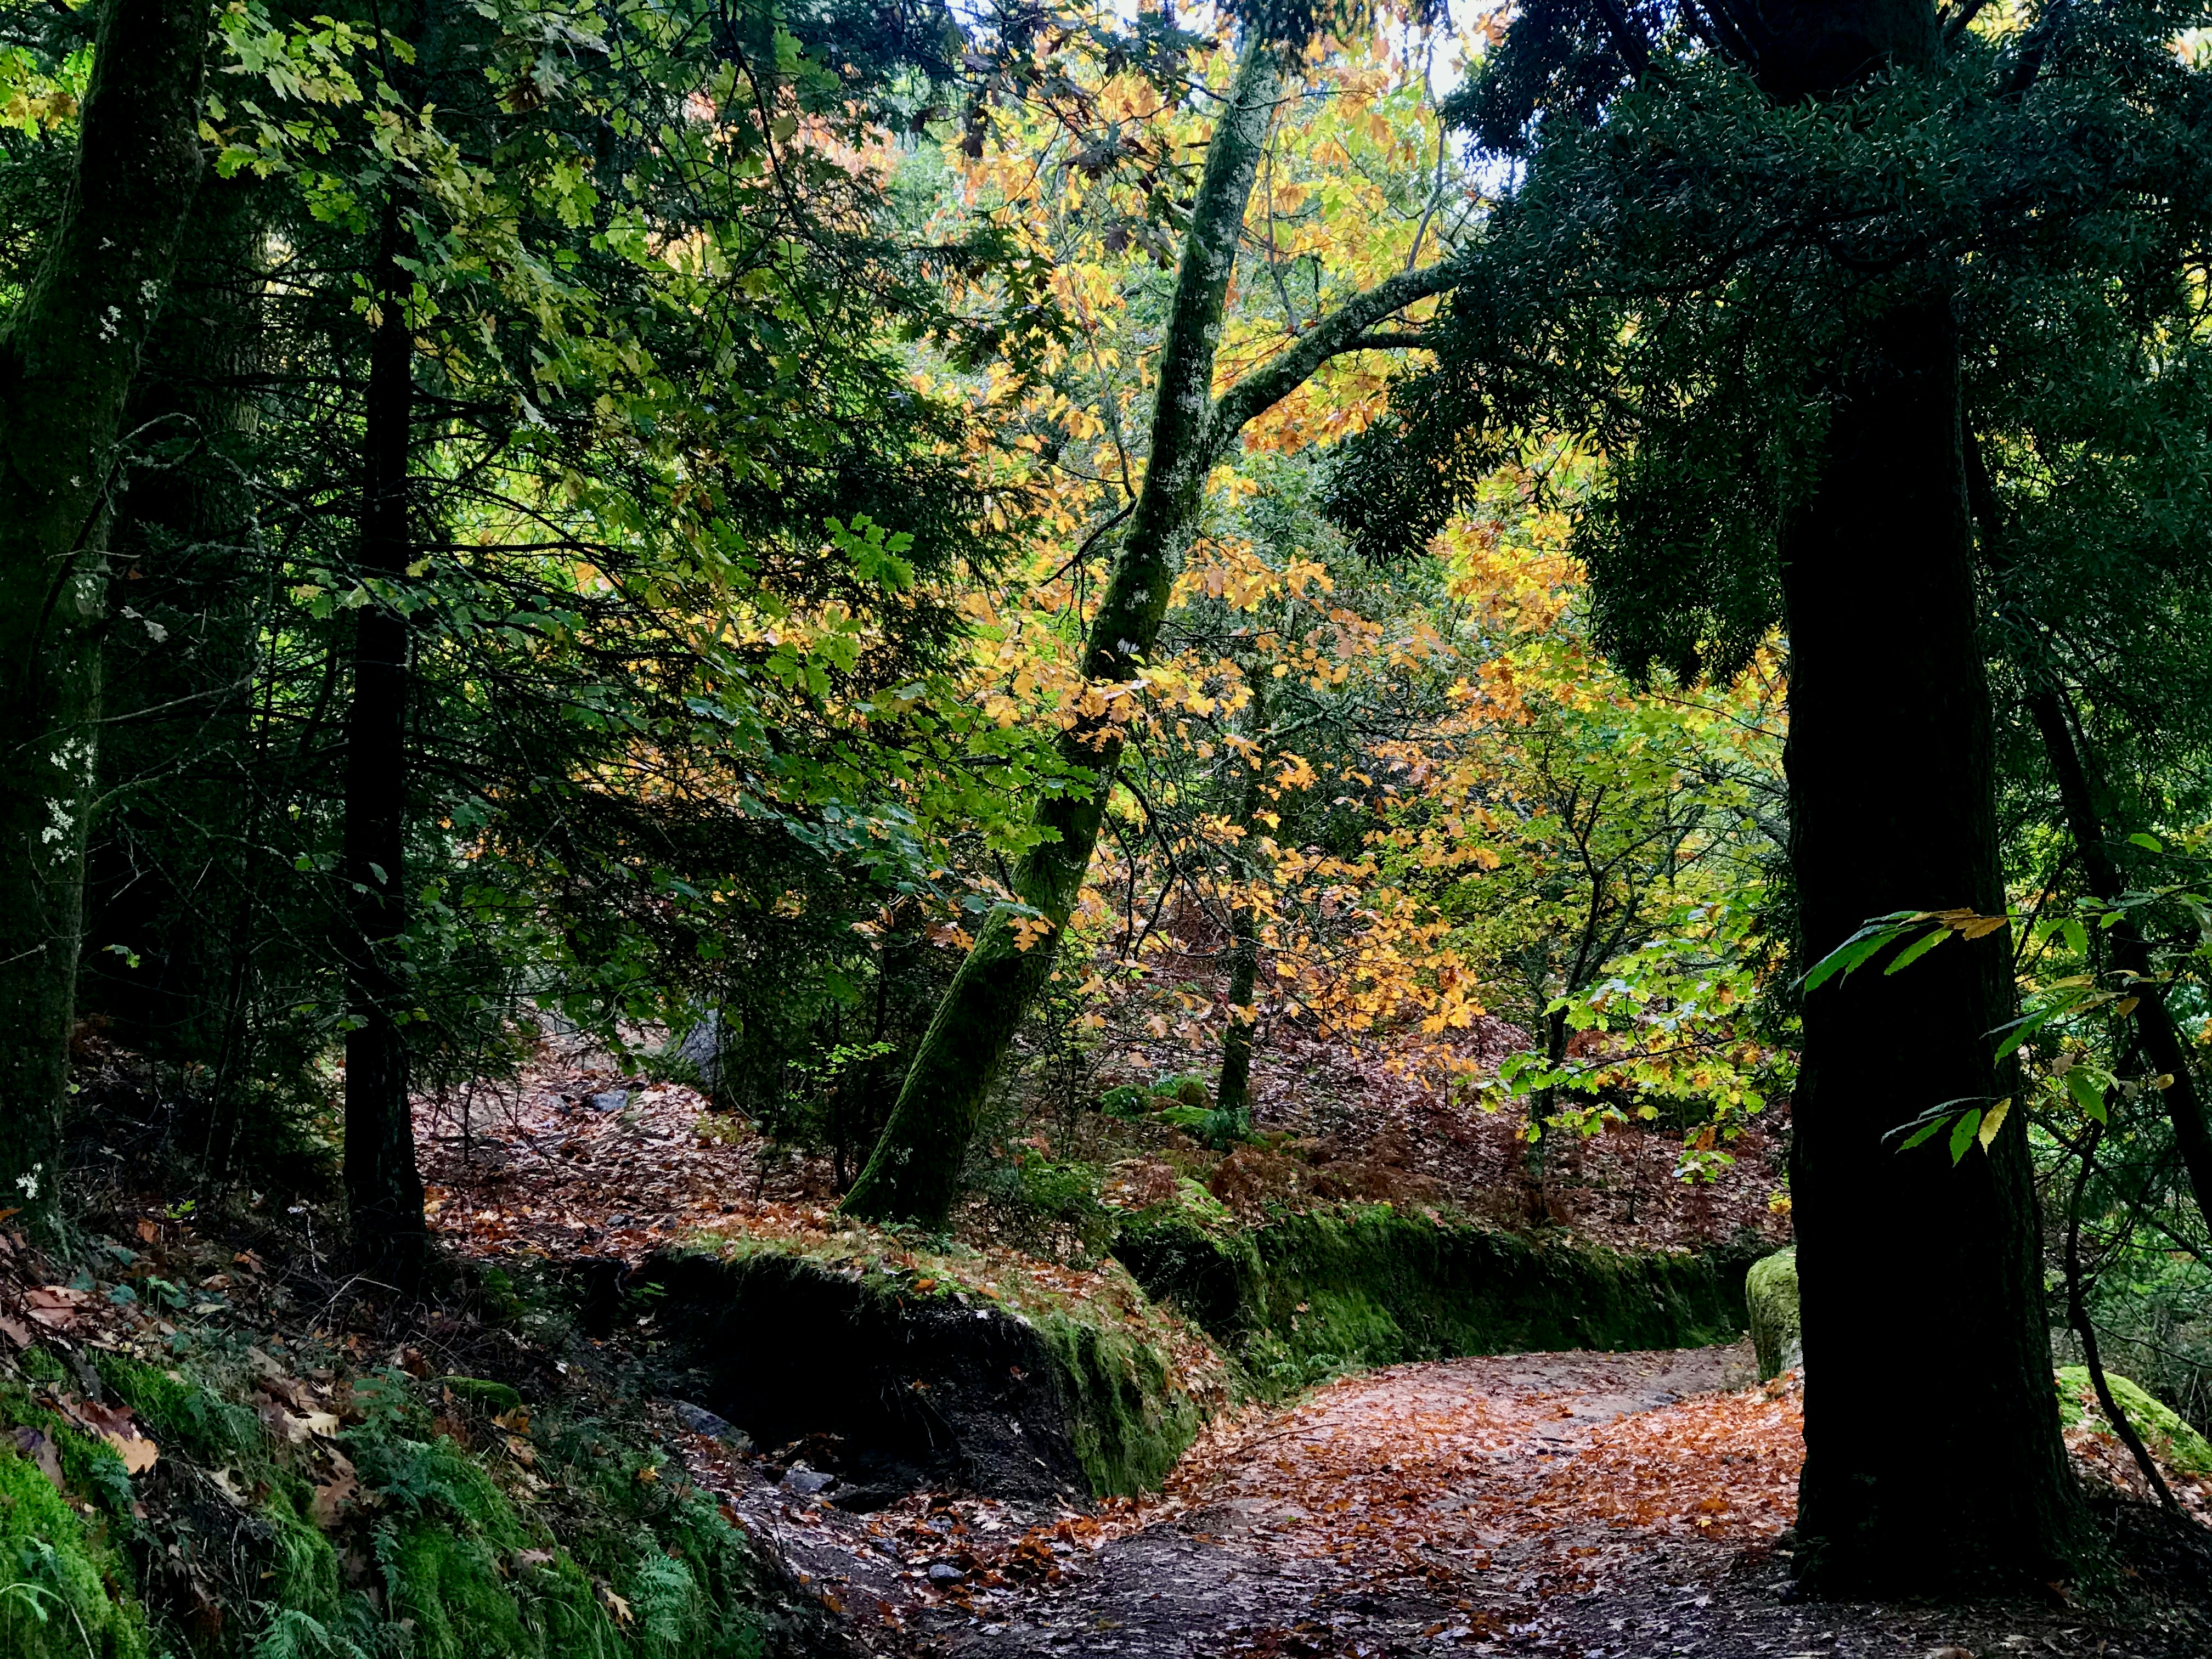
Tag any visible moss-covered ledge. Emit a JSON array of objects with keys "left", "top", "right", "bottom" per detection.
[
  {"left": 1114, "top": 1202, "right": 1760, "bottom": 1398},
  {"left": 640, "top": 1242, "right": 1212, "bottom": 1502}
]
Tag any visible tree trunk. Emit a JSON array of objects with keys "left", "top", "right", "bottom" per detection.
[
  {"left": 1750, "top": 0, "right": 2083, "bottom": 1590},
  {"left": 842, "top": 38, "right": 1284, "bottom": 1225},
  {"left": 341, "top": 196, "right": 426, "bottom": 1285},
  {"left": 1781, "top": 294, "right": 2083, "bottom": 1587},
  {"left": 88, "top": 169, "right": 264, "bottom": 1103},
  {"left": 0, "top": 0, "right": 209, "bottom": 1240},
  {"left": 1215, "top": 677, "right": 1273, "bottom": 1127}
]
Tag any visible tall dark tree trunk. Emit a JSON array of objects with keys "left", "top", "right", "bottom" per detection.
[
  {"left": 1782, "top": 295, "right": 2082, "bottom": 1587},
  {"left": 89, "top": 170, "right": 265, "bottom": 1115},
  {"left": 1747, "top": 0, "right": 2084, "bottom": 1590},
  {"left": 842, "top": 38, "right": 1286, "bottom": 1225},
  {"left": 0, "top": 0, "right": 209, "bottom": 1239},
  {"left": 341, "top": 197, "right": 426, "bottom": 1284}
]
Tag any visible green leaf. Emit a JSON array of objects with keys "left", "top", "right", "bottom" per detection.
[
  {"left": 1949, "top": 1107, "right": 1983, "bottom": 1164},
  {"left": 1882, "top": 926, "right": 1951, "bottom": 975},
  {"left": 2061, "top": 918, "right": 2089, "bottom": 958},
  {"left": 2063, "top": 1067, "right": 2108, "bottom": 1123},
  {"left": 1898, "top": 1114, "right": 1953, "bottom": 1152},
  {"left": 2129, "top": 832, "right": 2164, "bottom": 852}
]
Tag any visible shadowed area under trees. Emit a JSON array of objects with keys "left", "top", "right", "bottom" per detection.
[{"left": 3, "top": 0, "right": 2212, "bottom": 1653}]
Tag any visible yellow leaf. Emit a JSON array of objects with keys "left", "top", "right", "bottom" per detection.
[
  {"left": 1977, "top": 1097, "right": 2011, "bottom": 1150},
  {"left": 2115, "top": 996, "right": 2140, "bottom": 1018},
  {"left": 1958, "top": 913, "right": 2010, "bottom": 941}
]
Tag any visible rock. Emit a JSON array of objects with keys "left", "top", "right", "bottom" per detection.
[
  {"left": 673, "top": 1400, "right": 748, "bottom": 1447},
  {"left": 927, "top": 1561, "right": 964, "bottom": 1584},
  {"left": 1745, "top": 1247, "right": 1801, "bottom": 1381},
  {"left": 2053, "top": 1366, "right": 2212, "bottom": 1474},
  {"left": 782, "top": 1465, "right": 836, "bottom": 1496},
  {"left": 669, "top": 1011, "right": 723, "bottom": 1088},
  {"left": 588, "top": 1089, "right": 630, "bottom": 1113}
]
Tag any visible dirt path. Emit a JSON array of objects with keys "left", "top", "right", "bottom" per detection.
[
  {"left": 916, "top": 1344, "right": 1773, "bottom": 1657},
  {"left": 884, "top": 1345, "right": 2204, "bottom": 1659},
  {"left": 674, "top": 1342, "right": 2208, "bottom": 1658}
]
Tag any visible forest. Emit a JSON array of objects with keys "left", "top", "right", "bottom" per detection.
[{"left": 3, "top": 0, "right": 2212, "bottom": 1655}]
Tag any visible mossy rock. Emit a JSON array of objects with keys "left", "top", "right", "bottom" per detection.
[
  {"left": 1252, "top": 1208, "right": 1755, "bottom": 1385},
  {"left": 1745, "top": 1246, "right": 1801, "bottom": 1381},
  {"left": 2054, "top": 1367, "right": 2212, "bottom": 1475},
  {"left": 441, "top": 1376, "right": 525, "bottom": 1415},
  {"left": 645, "top": 1245, "right": 1205, "bottom": 1502}
]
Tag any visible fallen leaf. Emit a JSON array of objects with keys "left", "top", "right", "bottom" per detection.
[
  {"left": 0, "top": 1314, "right": 33, "bottom": 1348},
  {"left": 207, "top": 1468, "right": 251, "bottom": 1507},
  {"left": 106, "top": 1433, "right": 160, "bottom": 1475},
  {"left": 601, "top": 1587, "right": 634, "bottom": 1624},
  {"left": 11, "top": 1427, "right": 64, "bottom": 1491},
  {"left": 311, "top": 1473, "right": 358, "bottom": 1528}
]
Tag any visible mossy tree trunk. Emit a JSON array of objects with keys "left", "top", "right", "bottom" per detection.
[
  {"left": 840, "top": 37, "right": 1286, "bottom": 1224},
  {"left": 1751, "top": 0, "right": 2086, "bottom": 1592},
  {"left": 341, "top": 195, "right": 427, "bottom": 1285},
  {"left": 843, "top": 40, "right": 1463, "bottom": 1226},
  {"left": 0, "top": 0, "right": 210, "bottom": 1240}
]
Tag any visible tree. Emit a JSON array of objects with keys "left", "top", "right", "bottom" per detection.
[
  {"left": 0, "top": 0, "right": 210, "bottom": 1239},
  {"left": 1322, "top": 0, "right": 2208, "bottom": 1589},
  {"left": 844, "top": 14, "right": 1466, "bottom": 1224}
]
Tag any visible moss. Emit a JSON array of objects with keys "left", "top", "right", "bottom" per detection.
[
  {"left": 440, "top": 1377, "right": 524, "bottom": 1415},
  {"left": 95, "top": 1350, "right": 261, "bottom": 1466},
  {"left": 0, "top": 1440, "right": 148, "bottom": 1659},
  {"left": 1745, "top": 1248, "right": 1801, "bottom": 1381},
  {"left": 1115, "top": 1203, "right": 1758, "bottom": 1401},
  {"left": 262, "top": 1491, "right": 345, "bottom": 1627},
  {"left": 1110, "top": 1207, "right": 1264, "bottom": 1345},
  {"left": 2054, "top": 1367, "right": 2212, "bottom": 1475},
  {"left": 1035, "top": 1312, "right": 1205, "bottom": 1495}
]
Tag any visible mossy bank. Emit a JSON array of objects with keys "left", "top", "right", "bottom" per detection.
[{"left": 1114, "top": 1201, "right": 1759, "bottom": 1398}]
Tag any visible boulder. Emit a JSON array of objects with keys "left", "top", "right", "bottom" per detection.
[
  {"left": 2053, "top": 1366, "right": 2212, "bottom": 1474},
  {"left": 1745, "top": 1246, "right": 1801, "bottom": 1381}
]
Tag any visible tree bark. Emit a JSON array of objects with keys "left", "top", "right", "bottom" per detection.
[
  {"left": 88, "top": 168, "right": 264, "bottom": 1098},
  {"left": 841, "top": 37, "right": 1285, "bottom": 1224},
  {"left": 341, "top": 195, "right": 426, "bottom": 1285},
  {"left": 1782, "top": 294, "right": 2083, "bottom": 1587},
  {"left": 1215, "top": 676, "right": 1272, "bottom": 1127},
  {"left": 1754, "top": 0, "right": 2083, "bottom": 1591},
  {"left": 0, "top": 0, "right": 210, "bottom": 1239}
]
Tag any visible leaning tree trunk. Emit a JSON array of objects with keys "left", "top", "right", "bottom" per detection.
[
  {"left": 341, "top": 196, "right": 427, "bottom": 1285},
  {"left": 0, "top": 0, "right": 209, "bottom": 1240},
  {"left": 1961, "top": 428, "right": 2212, "bottom": 1234},
  {"left": 841, "top": 38, "right": 1285, "bottom": 1224},
  {"left": 2025, "top": 687, "right": 2212, "bottom": 1230}
]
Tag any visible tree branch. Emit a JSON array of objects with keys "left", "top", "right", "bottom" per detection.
[{"left": 1209, "top": 259, "right": 1463, "bottom": 454}]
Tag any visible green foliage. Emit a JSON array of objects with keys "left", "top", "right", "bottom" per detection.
[{"left": 0, "top": 1440, "right": 147, "bottom": 1659}]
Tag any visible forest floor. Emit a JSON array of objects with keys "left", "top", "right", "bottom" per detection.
[
  {"left": 400, "top": 1040, "right": 2212, "bottom": 1658},
  {"left": 662, "top": 1345, "right": 2212, "bottom": 1659}
]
